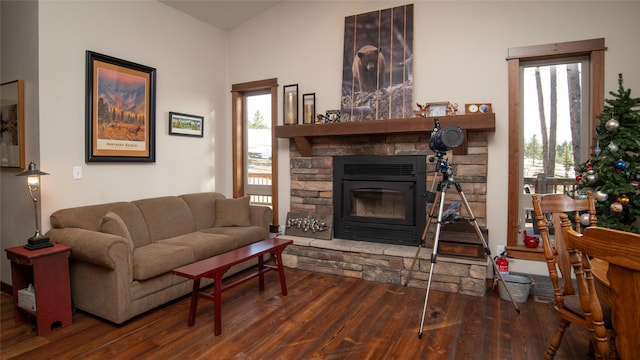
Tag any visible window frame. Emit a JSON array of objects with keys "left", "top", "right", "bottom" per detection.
[
  {"left": 506, "top": 39, "right": 606, "bottom": 260},
  {"left": 231, "top": 78, "right": 279, "bottom": 226}
]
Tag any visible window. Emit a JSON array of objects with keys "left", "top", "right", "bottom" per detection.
[
  {"left": 245, "top": 91, "right": 272, "bottom": 206},
  {"left": 231, "top": 78, "right": 279, "bottom": 227},
  {"left": 506, "top": 39, "right": 606, "bottom": 260}
]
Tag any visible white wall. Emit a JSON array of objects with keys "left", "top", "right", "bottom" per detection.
[
  {"left": 37, "top": 1, "right": 229, "bottom": 219},
  {"left": 227, "top": 1, "right": 640, "bottom": 275},
  {"left": 1, "top": 0, "right": 41, "bottom": 286}
]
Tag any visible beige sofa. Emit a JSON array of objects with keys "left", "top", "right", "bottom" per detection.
[{"left": 46, "top": 192, "right": 272, "bottom": 324}]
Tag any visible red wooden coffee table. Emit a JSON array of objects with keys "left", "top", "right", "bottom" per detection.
[{"left": 172, "top": 237, "right": 293, "bottom": 335}]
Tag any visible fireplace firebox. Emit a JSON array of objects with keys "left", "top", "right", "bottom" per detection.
[{"left": 333, "top": 155, "right": 426, "bottom": 245}]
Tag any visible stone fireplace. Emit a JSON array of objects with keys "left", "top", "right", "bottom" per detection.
[{"left": 281, "top": 131, "right": 490, "bottom": 297}]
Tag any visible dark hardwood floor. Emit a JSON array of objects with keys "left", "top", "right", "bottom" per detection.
[{"left": 1, "top": 268, "right": 591, "bottom": 359}]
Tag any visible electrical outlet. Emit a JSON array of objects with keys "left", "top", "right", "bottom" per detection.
[
  {"left": 496, "top": 245, "right": 506, "bottom": 257},
  {"left": 73, "top": 166, "right": 82, "bottom": 180}
]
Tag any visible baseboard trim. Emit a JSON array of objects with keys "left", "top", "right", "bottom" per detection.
[{"left": 1, "top": 281, "right": 13, "bottom": 295}]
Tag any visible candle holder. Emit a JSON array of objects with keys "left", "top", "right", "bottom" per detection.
[
  {"left": 283, "top": 84, "right": 298, "bottom": 125},
  {"left": 302, "top": 93, "right": 315, "bottom": 124}
]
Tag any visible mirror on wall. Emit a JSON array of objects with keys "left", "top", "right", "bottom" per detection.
[{"left": 1, "top": 80, "right": 25, "bottom": 168}]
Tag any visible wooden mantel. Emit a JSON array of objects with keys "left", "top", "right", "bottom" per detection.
[{"left": 274, "top": 113, "right": 496, "bottom": 157}]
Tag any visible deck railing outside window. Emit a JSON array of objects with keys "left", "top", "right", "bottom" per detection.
[{"left": 248, "top": 173, "right": 272, "bottom": 206}]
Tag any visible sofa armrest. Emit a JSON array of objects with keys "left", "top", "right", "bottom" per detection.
[
  {"left": 46, "top": 228, "right": 134, "bottom": 270},
  {"left": 249, "top": 205, "right": 273, "bottom": 228}
]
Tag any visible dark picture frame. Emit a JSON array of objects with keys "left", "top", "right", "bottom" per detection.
[
  {"left": 169, "top": 112, "right": 204, "bottom": 137},
  {"left": 0, "top": 80, "right": 25, "bottom": 168},
  {"left": 85, "top": 51, "right": 156, "bottom": 162}
]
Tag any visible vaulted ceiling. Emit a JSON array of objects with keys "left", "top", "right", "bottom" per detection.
[{"left": 160, "top": 1, "right": 280, "bottom": 31}]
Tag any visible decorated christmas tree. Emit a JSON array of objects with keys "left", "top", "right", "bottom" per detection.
[{"left": 576, "top": 74, "right": 640, "bottom": 232}]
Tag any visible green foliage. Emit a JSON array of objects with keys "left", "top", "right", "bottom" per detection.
[
  {"left": 556, "top": 141, "right": 573, "bottom": 177},
  {"left": 576, "top": 74, "right": 640, "bottom": 232},
  {"left": 525, "top": 134, "right": 542, "bottom": 166},
  {"left": 249, "top": 110, "right": 268, "bottom": 129}
]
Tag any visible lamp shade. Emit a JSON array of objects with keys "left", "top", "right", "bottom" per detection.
[{"left": 15, "top": 161, "right": 49, "bottom": 177}]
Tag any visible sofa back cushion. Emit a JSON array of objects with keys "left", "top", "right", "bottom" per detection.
[
  {"left": 50, "top": 202, "right": 151, "bottom": 248},
  {"left": 214, "top": 196, "right": 252, "bottom": 227},
  {"left": 133, "top": 196, "right": 197, "bottom": 242},
  {"left": 180, "top": 192, "right": 225, "bottom": 230}
]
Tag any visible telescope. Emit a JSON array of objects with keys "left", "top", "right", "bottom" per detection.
[{"left": 429, "top": 118, "right": 464, "bottom": 153}]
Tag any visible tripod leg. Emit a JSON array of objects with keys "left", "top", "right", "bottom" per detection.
[
  {"left": 454, "top": 184, "right": 521, "bottom": 313},
  {"left": 404, "top": 189, "right": 440, "bottom": 287},
  {"left": 418, "top": 187, "right": 448, "bottom": 338}
]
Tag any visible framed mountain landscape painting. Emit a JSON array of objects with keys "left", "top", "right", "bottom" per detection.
[{"left": 85, "top": 51, "right": 156, "bottom": 162}]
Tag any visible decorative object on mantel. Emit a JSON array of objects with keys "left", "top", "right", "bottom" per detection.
[
  {"left": 283, "top": 84, "right": 298, "bottom": 125},
  {"left": 446, "top": 103, "right": 459, "bottom": 116},
  {"left": 341, "top": 4, "right": 414, "bottom": 121},
  {"left": 414, "top": 103, "right": 428, "bottom": 117},
  {"left": 302, "top": 93, "right": 315, "bottom": 124},
  {"left": 316, "top": 110, "right": 341, "bottom": 124},
  {"left": 426, "top": 102, "right": 450, "bottom": 117},
  {"left": 465, "top": 103, "right": 493, "bottom": 114},
  {"left": 285, "top": 212, "right": 333, "bottom": 240}
]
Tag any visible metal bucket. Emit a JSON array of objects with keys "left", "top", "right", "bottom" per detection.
[{"left": 498, "top": 274, "right": 533, "bottom": 303}]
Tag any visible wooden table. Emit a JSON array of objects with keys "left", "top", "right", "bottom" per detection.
[
  {"left": 5, "top": 244, "right": 73, "bottom": 336},
  {"left": 172, "top": 237, "right": 293, "bottom": 335},
  {"left": 566, "top": 227, "right": 640, "bottom": 360}
]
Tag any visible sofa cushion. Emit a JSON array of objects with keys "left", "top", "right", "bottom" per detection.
[
  {"left": 214, "top": 196, "right": 251, "bottom": 227},
  {"left": 180, "top": 192, "right": 225, "bottom": 230},
  {"left": 133, "top": 196, "right": 197, "bottom": 242},
  {"left": 99, "top": 211, "right": 132, "bottom": 241},
  {"left": 132, "top": 243, "right": 194, "bottom": 281},
  {"left": 202, "top": 226, "right": 268, "bottom": 248},
  {"left": 157, "top": 232, "right": 237, "bottom": 261}
]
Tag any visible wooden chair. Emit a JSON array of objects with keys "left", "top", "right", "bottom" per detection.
[
  {"left": 531, "top": 192, "right": 613, "bottom": 359},
  {"left": 563, "top": 220, "right": 640, "bottom": 360}
]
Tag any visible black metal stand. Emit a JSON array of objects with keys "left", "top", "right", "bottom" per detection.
[{"left": 405, "top": 155, "right": 521, "bottom": 339}]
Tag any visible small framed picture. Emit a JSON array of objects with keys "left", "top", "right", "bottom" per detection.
[
  {"left": 169, "top": 112, "right": 204, "bottom": 137},
  {"left": 325, "top": 110, "right": 340, "bottom": 123},
  {"left": 426, "top": 102, "right": 449, "bottom": 117}
]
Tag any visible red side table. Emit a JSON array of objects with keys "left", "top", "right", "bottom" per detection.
[{"left": 5, "top": 243, "right": 72, "bottom": 335}]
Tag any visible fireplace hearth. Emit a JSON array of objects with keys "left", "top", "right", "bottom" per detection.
[{"left": 333, "top": 155, "right": 426, "bottom": 246}]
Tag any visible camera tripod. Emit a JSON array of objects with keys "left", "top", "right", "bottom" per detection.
[{"left": 405, "top": 153, "right": 521, "bottom": 339}]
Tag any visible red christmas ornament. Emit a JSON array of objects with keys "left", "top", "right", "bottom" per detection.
[{"left": 576, "top": 174, "right": 583, "bottom": 183}]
